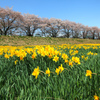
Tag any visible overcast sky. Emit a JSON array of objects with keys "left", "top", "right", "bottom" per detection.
[{"left": 0, "top": 0, "right": 100, "bottom": 28}]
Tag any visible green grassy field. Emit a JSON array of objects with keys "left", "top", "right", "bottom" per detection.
[{"left": 0, "top": 36, "right": 100, "bottom": 100}]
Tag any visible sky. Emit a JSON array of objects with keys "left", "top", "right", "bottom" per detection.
[{"left": 0, "top": 0, "right": 100, "bottom": 28}]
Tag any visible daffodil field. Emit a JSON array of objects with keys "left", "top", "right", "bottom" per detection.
[{"left": 0, "top": 44, "right": 100, "bottom": 100}]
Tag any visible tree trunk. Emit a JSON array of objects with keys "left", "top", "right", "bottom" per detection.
[
  {"left": 0, "top": 29, "right": 3, "bottom": 35},
  {"left": 92, "top": 31, "right": 95, "bottom": 39},
  {"left": 98, "top": 32, "right": 99, "bottom": 39},
  {"left": 51, "top": 32, "right": 57, "bottom": 37},
  {"left": 65, "top": 30, "right": 70, "bottom": 38},
  {"left": 26, "top": 27, "right": 33, "bottom": 36},
  {"left": 27, "top": 34, "right": 33, "bottom": 36},
  {"left": 83, "top": 31, "right": 86, "bottom": 39},
  {"left": 72, "top": 29, "right": 73, "bottom": 38}
]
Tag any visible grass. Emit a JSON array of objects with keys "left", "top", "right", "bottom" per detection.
[
  {"left": 0, "top": 36, "right": 100, "bottom": 99},
  {"left": 76, "top": 39, "right": 84, "bottom": 42},
  {"left": 0, "top": 35, "right": 100, "bottom": 46}
]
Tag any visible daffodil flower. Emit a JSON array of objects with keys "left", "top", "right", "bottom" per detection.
[
  {"left": 86, "top": 70, "right": 92, "bottom": 79},
  {"left": 45, "top": 68, "right": 50, "bottom": 77},
  {"left": 32, "top": 66, "right": 40, "bottom": 79},
  {"left": 55, "top": 68, "right": 60, "bottom": 75},
  {"left": 94, "top": 95, "right": 99, "bottom": 100},
  {"left": 58, "top": 64, "right": 64, "bottom": 73}
]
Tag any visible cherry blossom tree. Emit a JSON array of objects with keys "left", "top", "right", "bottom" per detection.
[
  {"left": 0, "top": 7, "right": 23, "bottom": 35},
  {"left": 90, "top": 26, "right": 100, "bottom": 39},
  {"left": 46, "top": 18, "right": 62, "bottom": 37},
  {"left": 38, "top": 18, "right": 50, "bottom": 37},
  {"left": 73, "top": 23, "right": 82, "bottom": 38},
  {"left": 70, "top": 22, "right": 76, "bottom": 37},
  {"left": 61, "top": 20, "right": 72, "bottom": 38},
  {"left": 81, "top": 25, "right": 87, "bottom": 39},
  {"left": 97, "top": 28, "right": 100, "bottom": 39},
  {"left": 83, "top": 26, "right": 91, "bottom": 39},
  {"left": 19, "top": 13, "right": 41, "bottom": 36}
]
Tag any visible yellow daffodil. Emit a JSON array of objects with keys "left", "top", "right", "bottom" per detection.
[
  {"left": 48, "top": 54, "right": 52, "bottom": 59},
  {"left": 4, "top": 54, "right": 9, "bottom": 59},
  {"left": 86, "top": 70, "right": 92, "bottom": 79},
  {"left": 20, "top": 56, "right": 24, "bottom": 61},
  {"left": 75, "top": 50, "right": 78, "bottom": 53},
  {"left": 55, "top": 68, "right": 60, "bottom": 75},
  {"left": 86, "top": 57, "right": 88, "bottom": 60},
  {"left": 26, "top": 48, "right": 31, "bottom": 54},
  {"left": 58, "top": 64, "right": 64, "bottom": 73},
  {"left": 94, "top": 53, "right": 97, "bottom": 55},
  {"left": 53, "top": 56, "right": 59, "bottom": 62},
  {"left": 65, "top": 59, "right": 68, "bottom": 63},
  {"left": 62, "top": 53, "right": 68, "bottom": 60},
  {"left": 15, "top": 60, "right": 18, "bottom": 65},
  {"left": 81, "top": 55, "right": 85, "bottom": 58},
  {"left": 94, "top": 95, "right": 99, "bottom": 100},
  {"left": 59, "top": 52, "right": 61, "bottom": 56},
  {"left": 53, "top": 50, "right": 59, "bottom": 56},
  {"left": 32, "top": 53, "right": 37, "bottom": 59},
  {"left": 0, "top": 51, "right": 3, "bottom": 55},
  {"left": 69, "top": 61, "right": 73, "bottom": 67},
  {"left": 32, "top": 66, "right": 40, "bottom": 79},
  {"left": 45, "top": 68, "right": 50, "bottom": 77},
  {"left": 72, "top": 57, "right": 80, "bottom": 64}
]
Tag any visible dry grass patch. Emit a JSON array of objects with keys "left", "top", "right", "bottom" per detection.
[{"left": 0, "top": 35, "right": 100, "bottom": 46}]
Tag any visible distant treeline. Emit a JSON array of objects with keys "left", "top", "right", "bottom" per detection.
[{"left": 0, "top": 7, "right": 100, "bottom": 39}]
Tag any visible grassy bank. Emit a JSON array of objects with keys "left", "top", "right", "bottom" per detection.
[{"left": 0, "top": 35, "right": 100, "bottom": 46}]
